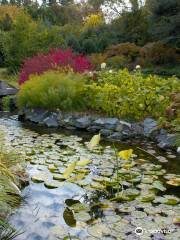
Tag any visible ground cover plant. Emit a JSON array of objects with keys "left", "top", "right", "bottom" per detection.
[{"left": 86, "top": 70, "right": 180, "bottom": 120}]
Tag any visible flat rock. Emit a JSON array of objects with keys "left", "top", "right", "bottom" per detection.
[
  {"left": 43, "top": 113, "right": 58, "bottom": 127},
  {"left": 143, "top": 118, "right": 158, "bottom": 137},
  {"left": 74, "top": 116, "right": 92, "bottom": 129}
]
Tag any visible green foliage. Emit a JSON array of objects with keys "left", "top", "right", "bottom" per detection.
[
  {"left": 147, "top": 0, "right": 180, "bottom": 47},
  {"left": 86, "top": 69, "right": 180, "bottom": 121},
  {"left": 106, "top": 42, "right": 140, "bottom": 59},
  {"left": 17, "top": 71, "right": 87, "bottom": 111},
  {"left": 106, "top": 55, "right": 129, "bottom": 69},
  {"left": 2, "top": 12, "right": 64, "bottom": 72},
  {"left": 0, "top": 220, "right": 22, "bottom": 240}
]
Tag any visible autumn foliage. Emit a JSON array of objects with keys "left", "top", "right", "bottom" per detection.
[{"left": 18, "top": 48, "right": 93, "bottom": 85}]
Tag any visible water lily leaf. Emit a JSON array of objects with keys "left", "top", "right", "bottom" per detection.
[
  {"left": 88, "top": 134, "right": 101, "bottom": 151},
  {"left": 91, "top": 182, "right": 105, "bottom": 190},
  {"left": 152, "top": 181, "right": 166, "bottom": 191},
  {"left": 77, "top": 159, "right": 92, "bottom": 167},
  {"left": 31, "top": 173, "right": 48, "bottom": 183},
  {"left": 70, "top": 203, "right": 90, "bottom": 212},
  {"left": 173, "top": 217, "right": 180, "bottom": 225},
  {"left": 63, "top": 208, "right": 76, "bottom": 227},
  {"left": 44, "top": 180, "right": 64, "bottom": 189},
  {"left": 118, "top": 149, "right": 133, "bottom": 160},
  {"left": 74, "top": 211, "right": 91, "bottom": 222},
  {"left": 65, "top": 199, "right": 80, "bottom": 207},
  {"left": 167, "top": 178, "right": 180, "bottom": 186},
  {"left": 123, "top": 163, "right": 134, "bottom": 169},
  {"left": 53, "top": 173, "right": 65, "bottom": 181},
  {"left": 63, "top": 161, "right": 76, "bottom": 179},
  {"left": 164, "top": 196, "right": 180, "bottom": 205},
  {"left": 131, "top": 210, "right": 147, "bottom": 219},
  {"left": 138, "top": 193, "right": 155, "bottom": 202},
  {"left": 50, "top": 225, "right": 68, "bottom": 238},
  {"left": 87, "top": 223, "right": 111, "bottom": 238},
  {"left": 68, "top": 174, "right": 86, "bottom": 183}
]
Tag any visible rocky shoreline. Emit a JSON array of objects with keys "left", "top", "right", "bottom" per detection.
[{"left": 19, "top": 108, "right": 179, "bottom": 152}]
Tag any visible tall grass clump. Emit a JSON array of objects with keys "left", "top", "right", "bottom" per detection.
[
  {"left": 0, "top": 130, "right": 24, "bottom": 239},
  {"left": 17, "top": 71, "right": 88, "bottom": 111}
]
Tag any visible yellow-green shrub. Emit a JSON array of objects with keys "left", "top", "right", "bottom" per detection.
[
  {"left": 17, "top": 71, "right": 87, "bottom": 111},
  {"left": 86, "top": 69, "right": 180, "bottom": 121}
]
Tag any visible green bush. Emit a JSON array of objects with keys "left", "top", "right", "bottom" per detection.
[
  {"left": 17, "top": 71, "right": 87, "bottom": 111},
  {"left": 2, "top": 12, "right": 64, "bottom": 72},
  {"left": 106, "top": 55, "right": 129, "bottom": 69},
  {"left": 86, "top": 69, "right": 180, "bottom": 121}
]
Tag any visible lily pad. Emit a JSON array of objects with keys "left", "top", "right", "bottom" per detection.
[
  {"left": 166, "top": 178, "right": 180, "bottom": 186},
  {"left": 50, "top": 225, "right": 68, "bottom": 238},
  {"left": 53, "top": 173, "right": 66, "bottom": 181},
  {"left": 74, "top": 211, "right": 91, "bottom": 222},
  {"left": 70, "top": 202, "right": 90, "bottom": 212},
  {"left": 87, "top": 223, "right": 111, "bottom": 238},
  {"left": 152, "top": 181, "right": 166, "bottom": 191},
  {"left": 44, "top": 180, "right": 64, "bottom": 189},
  {"left": 31, "top": 173, "right": 48, "bottom": 183}
]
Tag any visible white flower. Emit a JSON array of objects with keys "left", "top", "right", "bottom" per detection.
[
  {"left": 101, "top": 62, "right": 106, "bottom": 69},
  {"left": 177, "top": 147, "right": 180, "bottom": 153},
  {"left": 89, "top": 71, "right": 93, "bottom": 77},
  {"left": 109, "top": 70, "right": 113, "bottom": 73},
  {"left": 135, "top": 65, "right": 141, "bottom": 70}
]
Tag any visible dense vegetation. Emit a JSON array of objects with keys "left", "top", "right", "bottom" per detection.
[
  {"left": 0, "top": 0, "right": 179, "bottom": 75},
  {"left": 17, "top": 68, "right": 180, "bottom": 132}
]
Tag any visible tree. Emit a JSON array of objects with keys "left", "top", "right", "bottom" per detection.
[
  {"left": 103, "top": 0, "right": 145, "bottom": 20},
  {"left": 2, "top": 12, "right": 65, "bottom": 71},
  {"left": 147, "top": 0, "right": 180, "bottom": 47},
  {"left": 84, "top": 13, "right": 104, "bottom": 29}
]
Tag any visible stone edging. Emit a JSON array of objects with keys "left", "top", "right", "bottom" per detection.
[{"left": 19, "top": 108, "right": 179, "bottom": 151}]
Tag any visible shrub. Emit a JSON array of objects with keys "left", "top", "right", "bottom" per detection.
[
  {"left": 86, "top": 69, "right": 180, "bottom": 121},
  {"left": 19, "top": 48, "right": 93, "bottom": 85},
  {"left": 17, "top": 71, "right": 88, "bottom": 110},
  {"left": 140, "top": 42, "right": 178, "bottom": 65},
  {"left": 106, "top": 55, "right": 129, "bottom": 69},
  {"left": 105, "top": 43, "right": 140, "bottom": 61},
  {"left": 88, "top": 53, "right": 106, "bottom": 69}
]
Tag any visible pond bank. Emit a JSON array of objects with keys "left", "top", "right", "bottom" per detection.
[{"left": 19, "top": 108, "right": 179, "bottom": 152}]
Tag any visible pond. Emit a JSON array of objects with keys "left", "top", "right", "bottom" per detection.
[{"left": 0, "top": 113, "right": 180, "bottom": 240}]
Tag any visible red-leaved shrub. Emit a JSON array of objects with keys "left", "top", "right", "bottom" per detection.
[{"left": 19, "top": 48, "right": 93, "bottom": 85}]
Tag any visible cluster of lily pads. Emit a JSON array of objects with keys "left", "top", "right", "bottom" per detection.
[{"left": 1, "top": 122, "right": 180, "bottom": 239}]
